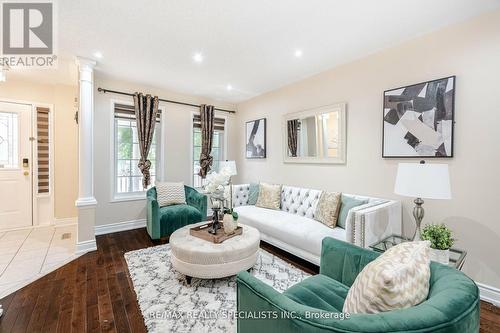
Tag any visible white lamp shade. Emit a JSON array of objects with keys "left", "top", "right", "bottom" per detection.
[
  {"left": 219, "top": 160, "right": 237, "bottom": 176},
  {"left": 394, "top": 163, "right": 451, "bottom": 199}
]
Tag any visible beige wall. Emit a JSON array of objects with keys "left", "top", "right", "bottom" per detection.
[
  {"left": 235, "top": 10, "right": 500, "bottom": 288},
  {"left": 93, "top": 75, "right": 237, "bottom": 226},
  {"left": 0, "top": 79, "right": 79, "bottom": 219}
]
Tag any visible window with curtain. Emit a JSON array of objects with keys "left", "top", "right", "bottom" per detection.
[
  {"left": 113, "top": 103, "right": 161, "bottom": 198},
  {"left": 192, "top": 114, "right": 225, "bottom": 188}
]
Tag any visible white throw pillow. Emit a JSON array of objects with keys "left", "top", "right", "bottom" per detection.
[
  {"left": 156, "top": 182, "right": 186, "bottom": 207},
  {"left": 343, "top": 240, "right": 431, "bottom": 314}
]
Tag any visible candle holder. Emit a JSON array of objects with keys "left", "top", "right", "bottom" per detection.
[
  {"left": 209, "top": 207, "right": 221, "bottom": 234},
  {"left": 209, "top": 198, "right": 223, "bottom": 234}
]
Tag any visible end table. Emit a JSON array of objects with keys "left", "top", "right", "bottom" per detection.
[{"left": 370, "top": 234, "right": 467, "bottom": 270}]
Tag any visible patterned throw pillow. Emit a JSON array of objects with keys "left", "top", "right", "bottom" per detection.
[
  {"left": 155, "top": 182, "right": 186, "bottom": 207},
  {"left": 314, "top": 191, "right": 341, "bottom": 228},
  {"left": 255, "top": 183, "right": 281, "bottom": 210},
  {"left": 343, "top": 241, "right": 431, "bottom": 314}
]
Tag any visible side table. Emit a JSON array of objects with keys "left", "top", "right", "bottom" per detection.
[{"left": 370, "top": 234, "right": 467, "bottom": 270}]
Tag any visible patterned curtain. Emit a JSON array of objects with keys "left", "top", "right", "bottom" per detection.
[
  {"left": 287, "top": 119, "right": 299, "bottom": 157},
  {"left": 133, "top": 92, "right": 159, "bottom": 188},
  {"left": 198, "top": 104, "right": 215, "bottom": 178}
]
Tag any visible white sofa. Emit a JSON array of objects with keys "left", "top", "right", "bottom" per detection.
[{"left": 232, "top": 184, "right": 401, "bottom": 265}]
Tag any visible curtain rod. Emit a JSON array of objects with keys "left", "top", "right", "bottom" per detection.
[{"left": 97, "top": 87, "right": 236, "bottom": 114}]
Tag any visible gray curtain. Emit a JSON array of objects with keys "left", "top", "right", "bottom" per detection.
[
  {"left": 198, "top": 104, "right": 215, "bottom": 178},
  {"left": 133, "top": 92, "right": 159, "bottom": 188},
  {"left": 287, "top": 119, "right": 299, "bottom": 157}
]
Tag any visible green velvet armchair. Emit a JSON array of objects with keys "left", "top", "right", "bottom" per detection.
[
  {"left": 146, "top": 185, "right": 207, "bottom": 240},
  {"left": 237, "top": 237, "right": 480, "bottom": 333}
]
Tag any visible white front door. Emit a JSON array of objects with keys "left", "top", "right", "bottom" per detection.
[{"left": 0, "top": 101, "right": 32, "bottom": 230}]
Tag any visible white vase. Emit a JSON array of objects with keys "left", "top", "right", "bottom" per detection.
[
  {"left": 223, "top": 214, "right": 236, "bottom": 235},
  {"left": 430, "top": 248, "right": 450, "bottom": 265}
]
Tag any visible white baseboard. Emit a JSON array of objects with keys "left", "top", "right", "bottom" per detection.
[
  {"left": 478, "top": 282, "right": 500, "bottom": 307},
  {"left": 76, "top": 239, "right": 97, "bottom": 255},
  {"left": 94, "top": 219, "right": 147, "bottom": 236},
  {"left": 54, "top": 217, "right": 78, "bottom": 225}
]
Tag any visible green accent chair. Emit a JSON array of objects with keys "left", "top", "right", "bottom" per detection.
[
  {"left": 146, "top": 186, "right": 207, "bottom": 240},
  {"left": 237, "top": 237, "right": 480, "bottom": 333}
]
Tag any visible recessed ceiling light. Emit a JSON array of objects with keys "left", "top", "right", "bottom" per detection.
[
  {"left": 294, "top": 49, "right": 303, "bottom": 58},
  {"left": 93, "top": 51, "right": 103, "bottom": 59},
  {"left": 193, "top": 53, "right": 203, "bottom": 63},
  {"left": 226, "top": 84, "right": 233, "bottom": 91}
]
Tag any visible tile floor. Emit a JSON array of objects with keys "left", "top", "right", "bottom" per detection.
[{"left": 0, "top": 224, "right": 79, "bottom": 299}]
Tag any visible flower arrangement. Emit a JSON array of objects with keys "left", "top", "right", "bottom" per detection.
[
  {"left": 203, "top": 167, "right": 231, "bottom": 200},
  {"left": 421, "top": 223, "right": 454, "bottom": 250}
]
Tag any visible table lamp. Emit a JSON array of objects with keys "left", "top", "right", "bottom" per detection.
[
  {"left": 394, "top": 161, "right": 451, "bottom": 240},
  {"left": 219, "top": 160, "right": 237, "bottom": 209}
]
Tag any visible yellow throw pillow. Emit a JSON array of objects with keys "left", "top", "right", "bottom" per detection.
[
  {"left": 255, "top": 183, "right": 281, "bottom": 210},
  {"left": 314, "top": 191, "right": 342, "bottom": 228},
  {"left": 343, "top": 241, "right": 431, "bottom": 314}
]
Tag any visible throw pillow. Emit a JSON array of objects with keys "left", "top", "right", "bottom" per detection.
[
  {"left": 314, "top": 191, "right": 342, "bottom": 228},
  {"left": 337, "top": 195, "right": 368, "bottom": 229},
  {"left": 343, "top": 240, "right": 431, "bottom": 314},
  {"left": 155, "top": 182, "right": 186, "bottom": 207},
  {"left": 255, "top": 183, "right": 281, "bottom": 210},
  {"left": 248, "top": 183, "right": 259, "bottom": 205}
]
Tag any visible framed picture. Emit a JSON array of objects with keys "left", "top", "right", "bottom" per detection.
[
  {"left": 246, "top": 118, "right": 266, "bottom": 158},
  {"left": 382, "top": 76, "right": 455, "bottom": 158}
]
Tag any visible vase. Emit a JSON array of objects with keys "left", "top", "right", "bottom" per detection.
[
  {"left": 430, "top": 248, "right": 450, "bottom": 265},
  {"left": 223, "top": 214, "right": 237, "bottom": 235}
]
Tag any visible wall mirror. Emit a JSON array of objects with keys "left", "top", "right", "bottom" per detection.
[{"left": 282, "top": 103, "right": 346, "bottom": 164}]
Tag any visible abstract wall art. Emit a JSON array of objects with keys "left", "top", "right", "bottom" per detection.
[
  {"left": 246, "top": 118, "right": 266, "bottom": 158},
  {"left": 382, "top": 76, "right": 455, "bottom": 158}
]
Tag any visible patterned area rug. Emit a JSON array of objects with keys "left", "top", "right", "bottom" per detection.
[{"left": 124, "top": 244, "right": 310, "bottom": 333}]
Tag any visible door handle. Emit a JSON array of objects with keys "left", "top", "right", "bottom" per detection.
[{"left": 23, "top": 171, "right": 29, "bottom": 176}]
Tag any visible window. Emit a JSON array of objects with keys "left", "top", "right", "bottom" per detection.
[
  {"left": 192, "top": 114, "right": 226, "bottom": 188},
  {"left": 0, "top": 111, "right": 18, "bottom": 168},
  {"left": 36, "top": 107, "right": 50, "bottom": 194},
  {"left": 113, "top": 103, "right": 161, "bottom": 198}
]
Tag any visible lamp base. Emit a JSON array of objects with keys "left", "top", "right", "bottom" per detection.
[{"left": 411, "top": 198, "right": 424, "bottom": 241}]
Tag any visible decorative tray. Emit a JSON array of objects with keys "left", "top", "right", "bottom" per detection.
[{"left": 190, "top": 222, "right": 242, "bottom": 244}]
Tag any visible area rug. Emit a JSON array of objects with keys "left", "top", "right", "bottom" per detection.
[{"left": 124, "top": 244, "right": 310, "bottom": 333}]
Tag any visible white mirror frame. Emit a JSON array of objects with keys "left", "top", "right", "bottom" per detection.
[{"left": 282, "top": 103, "right": 346, "bottom": 164}]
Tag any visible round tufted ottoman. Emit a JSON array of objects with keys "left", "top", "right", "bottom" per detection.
[{"left": 169, "top": 222, "right": 260, "bottom": 281}]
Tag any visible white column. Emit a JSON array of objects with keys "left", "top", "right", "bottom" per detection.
[
  {"left": 75, "top": 57, "right": 97, "bottom": 207},
  {"left": 75, "top": 57, "right": 98, "bottom": 253}
]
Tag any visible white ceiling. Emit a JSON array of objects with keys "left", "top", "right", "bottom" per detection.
[{"left": 8, "top": 0, "right": 500, "bottom": 103}]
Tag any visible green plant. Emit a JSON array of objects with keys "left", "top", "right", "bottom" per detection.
[
  {"left": 421, "top": 223, "right": 454, "bottom": 250},
  {"left": 223, "top": 208, "right": 239, "bottom": 221}
]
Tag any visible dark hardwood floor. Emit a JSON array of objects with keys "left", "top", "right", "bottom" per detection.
[{"left": 0, "top": 227, "right": 499, "bottom": 333}]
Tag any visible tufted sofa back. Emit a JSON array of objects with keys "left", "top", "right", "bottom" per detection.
[
  {"left": 233, "top": 184, "right": 251, "bottom": 207},
  {"left": 232, "top": 183, "right": 383, "bottom": 218},
  {"left": 280, "top": 186, "right": 322, "bottom": 219}
]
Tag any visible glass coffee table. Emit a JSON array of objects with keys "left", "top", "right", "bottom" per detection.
[{"left": 370, "top": 234, "right": 467, "bottom": 270}]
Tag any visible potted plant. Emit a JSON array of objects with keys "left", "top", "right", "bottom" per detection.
[
  {"left": 421, "top": 223, "right": 454, "bottom": 265},
  {"left": 223, "top": 208, "right": 239, "bottom": 235}
]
